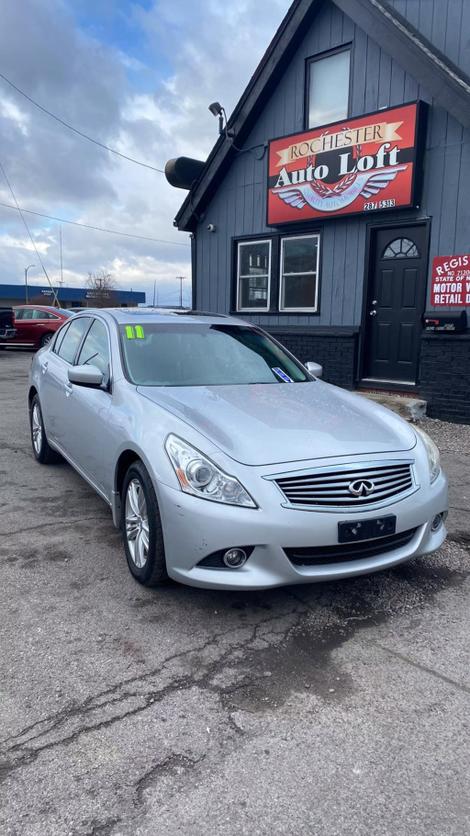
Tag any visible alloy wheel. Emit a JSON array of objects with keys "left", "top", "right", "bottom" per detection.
[
  {"left": 125, "top": 478, "right": 150, "bottom": 568},
  {"left": 32, "top": 404, "right": 43, "bottom": 455}
]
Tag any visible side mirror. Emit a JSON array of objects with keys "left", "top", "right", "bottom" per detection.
[
  {"left": 305, "top": 361, "right": 323, "bottom": 379},
  {"left": 68, "top": 364, "right": 104, "bottom": 388}
]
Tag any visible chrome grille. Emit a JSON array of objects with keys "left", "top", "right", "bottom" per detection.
[{"left": 274, "top": 461, "right": 414, "bottom": 508}]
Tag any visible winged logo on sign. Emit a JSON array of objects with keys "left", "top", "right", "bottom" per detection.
[{"left": 273, "top": 165, "right": 408, "bottom": 213}]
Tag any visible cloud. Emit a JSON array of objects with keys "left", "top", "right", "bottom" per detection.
[{"left": 0, "top": 0, "right": 289, "bottom": 304}]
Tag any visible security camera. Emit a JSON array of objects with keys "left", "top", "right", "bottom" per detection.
[{"left": 207, "top": 223, "right": 216, "bottom": 233}]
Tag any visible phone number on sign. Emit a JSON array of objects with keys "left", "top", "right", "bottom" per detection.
[{"left": 363, "top": 199, "right": 396, "bottom": 211}]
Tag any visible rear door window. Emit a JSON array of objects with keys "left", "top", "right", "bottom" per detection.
[
  {"left": 32, "top": 309, "right": 58, "bottom": 320},
  {"left": 56, "top": 317, "right": 92, "bottom": 364}
]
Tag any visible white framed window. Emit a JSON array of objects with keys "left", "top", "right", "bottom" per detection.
[
  {"left": 307, "top": 47, "right": 351, "bottom": 128},
  {"left": 236, "top": 239, "right": 272, "bottom": 312},
  {"left": 279, "top": 234, "right": 320, "bottom": 312}
]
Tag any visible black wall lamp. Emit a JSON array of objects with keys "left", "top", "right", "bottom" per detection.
[{"left": 208, "top": 101, "right": 234, "bottom": 138}]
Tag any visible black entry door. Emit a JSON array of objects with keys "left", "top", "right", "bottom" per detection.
[{"left": 363, "top": 225, "right": 428, "bottom": 384}]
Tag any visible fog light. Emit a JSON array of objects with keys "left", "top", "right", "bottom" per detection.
[
  {"left": 223, "top": 548, "right": 247, "bottom": 568},
  {"left": 431, "top": 514, "right": 443, "bottom": 531}
]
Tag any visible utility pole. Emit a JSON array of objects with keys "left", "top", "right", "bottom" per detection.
[
  {"left": 177, "top": 276, "right": 185, "bottom": 308},
  {"left": 59, "top": 225, "right": 63, "bottom": 285},
  {"left": 153, "top": 279, "right": 156, "bottom": 307},
  {"left": 24, "top": 264, "right": 35, "bottom": 304}
]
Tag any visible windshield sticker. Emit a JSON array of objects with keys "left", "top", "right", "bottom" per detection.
[
  {"left": 125, "top": 325, "right": 135, "bottom": 339},
  {"left": 272, "top": 367, "right": 293, "bottom": 383},
  {"left": 135, "top": 325, "right": 145, "bottom": 339}
]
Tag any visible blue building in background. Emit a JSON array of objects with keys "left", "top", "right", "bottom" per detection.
[{"left": 0, "top": 283, "right": 145, "bottom": 307}]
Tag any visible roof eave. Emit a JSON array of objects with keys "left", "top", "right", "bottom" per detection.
[{"left": 334, "top": 0, "right": 470, "bottom": 126}]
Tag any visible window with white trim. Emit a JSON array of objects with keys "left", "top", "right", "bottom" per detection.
[
  {"left": 279, "top": 234, "right": 320, "bottom": 312},
  {"left": 307, "top": 47, "right": 351, "bottom": 128},
  {"left": 236, "top": 239, "right": 271, "bottom": 311}
]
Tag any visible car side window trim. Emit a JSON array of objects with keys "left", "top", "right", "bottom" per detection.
[
  {"left": 52, "top": 321, "right": 71, "bottom": 354},
  {"left": 74, "top": 318, "right": 94, "bottom": 365},
  {"left": 54, "top": 316, "right": 92, "bottom": 365},
  {"left": 75, "top": 315, "right": 113, "bottom": 390}
]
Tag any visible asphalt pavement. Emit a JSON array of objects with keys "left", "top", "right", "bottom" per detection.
[{"left": 0, "top": 351, "right": 469, "bottom": 836}]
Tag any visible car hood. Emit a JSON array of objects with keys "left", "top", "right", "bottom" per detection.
[{"left": 137, "top": 381, "right": 416, "bottom": 466}]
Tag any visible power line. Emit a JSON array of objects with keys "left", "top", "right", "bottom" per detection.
[
  {"left": 0, "top": 158, "right": 59, "bottom": 305},
  {"left": 0, "top": 200, "right": 190, "bottom": 247},
  {"left": 0, "top": 70, "right": 165, "bottom": 174}
]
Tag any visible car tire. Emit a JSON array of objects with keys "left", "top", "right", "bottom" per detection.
[
  {"left": 40, "top": 332, "right": 53, "bottom": 348},
  {"left": 30, "top": 394, "right": 62, "bottom": 464},
  {"left": 121, "top": 461, "right": 168, "bottom": 587}
]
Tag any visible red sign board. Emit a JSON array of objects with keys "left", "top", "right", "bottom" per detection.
[
  {"left": 267, "top": 102, "right": 423, "bottom": 225},
  {"left": 431, "top": 255, "right": 470, "bottom": 306}
]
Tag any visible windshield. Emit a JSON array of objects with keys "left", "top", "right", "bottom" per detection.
[{"left": 119, "top": 323, "right": 309, "bottom": 387}]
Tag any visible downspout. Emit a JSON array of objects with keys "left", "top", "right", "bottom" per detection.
[{"left": 190, "top": 233, "right": 197, "bottom": 311}]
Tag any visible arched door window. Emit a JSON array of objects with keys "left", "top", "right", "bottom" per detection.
[{"left": 382, "top": 237, "right": 420, "bottom": 259}]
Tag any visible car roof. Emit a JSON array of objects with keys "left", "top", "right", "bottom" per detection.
[{"left": 85, "top": 308, "right": 250, "bottom": 327}]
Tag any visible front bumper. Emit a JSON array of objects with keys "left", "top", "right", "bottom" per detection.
[
  {"left": 0, "top": 326, "right": 16, "bottom": 340},
  {"left": 156, "top": 469, "right": 448, "bottom": 590}
]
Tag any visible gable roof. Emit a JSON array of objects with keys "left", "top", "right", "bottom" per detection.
[{"left": 175, "top": 0, "right": 470, "bottom": 231}]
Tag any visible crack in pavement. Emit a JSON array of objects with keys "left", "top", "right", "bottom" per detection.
[
  {"left": 0, "top": 608, "right": 305, "bottom": 780},
  {"left": 134, "top": 753, "right": 206, "bottom": 807},
  {"left": 374, "top": 642, "right": 470, "bottom": 695},
  {"left": 0, "top": 515, "right": 110, "bottom": 538},
  {"left": 0, "top": 618, "right": 275, "bottom": 749}
]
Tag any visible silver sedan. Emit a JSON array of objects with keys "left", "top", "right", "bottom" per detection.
[{"left": 29, "top": 309, "right": 448, "bottom": 590}]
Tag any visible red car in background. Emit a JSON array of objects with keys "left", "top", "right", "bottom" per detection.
[{"left": 3, "top": 305, "right": 72, "bottom": 349}]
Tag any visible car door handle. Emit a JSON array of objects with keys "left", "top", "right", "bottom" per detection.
[
  {"left": 369, "top": 310, "right": 377, "bottom": 317},
  {"left": 64, "top": 382, "right": 73, "bottom": 397},
  {"left": 41, "top": 360, "right": 48, "bottom": 374}
]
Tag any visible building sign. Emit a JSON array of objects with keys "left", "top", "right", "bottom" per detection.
[
  {"left": 431, "top": 255, "right": 470, "bottom": 306},
  {"left": 267, "top": 102, "right": 424, "bottom": 225}
]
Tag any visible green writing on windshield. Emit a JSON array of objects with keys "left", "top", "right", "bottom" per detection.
[
  {"left": 135, "top": 325, "right": 145, "bottom": 339},
  {"left": 125, "top": 325, "right": 135, "bottom": 339}
]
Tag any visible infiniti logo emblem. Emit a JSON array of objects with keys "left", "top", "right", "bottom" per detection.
[{"left": 348, "top": 478, "right": 375, "bottom": 497}]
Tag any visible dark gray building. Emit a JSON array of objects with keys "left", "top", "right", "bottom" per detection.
[{"left": 170, "top": 0, "right": 470, "bottom": 422}]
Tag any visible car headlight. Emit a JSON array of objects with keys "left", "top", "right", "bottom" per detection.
[
  {"left": 165, "top": 434, "right": 257, "bottom": 508},
  {"left": 414, "top": 426, "right": 441, "bottom": 483}
]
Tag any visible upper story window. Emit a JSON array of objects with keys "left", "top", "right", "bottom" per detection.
[
  {"left": 307, "top": 47, "right": 351, "bottom": 128},
  {"left": 236, "top": 240, "right": 272, "bottom": 312}
]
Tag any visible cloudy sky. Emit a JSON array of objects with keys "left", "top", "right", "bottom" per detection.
[{"left": 0, "top": 0, "right": 289, "bottom": 305}]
